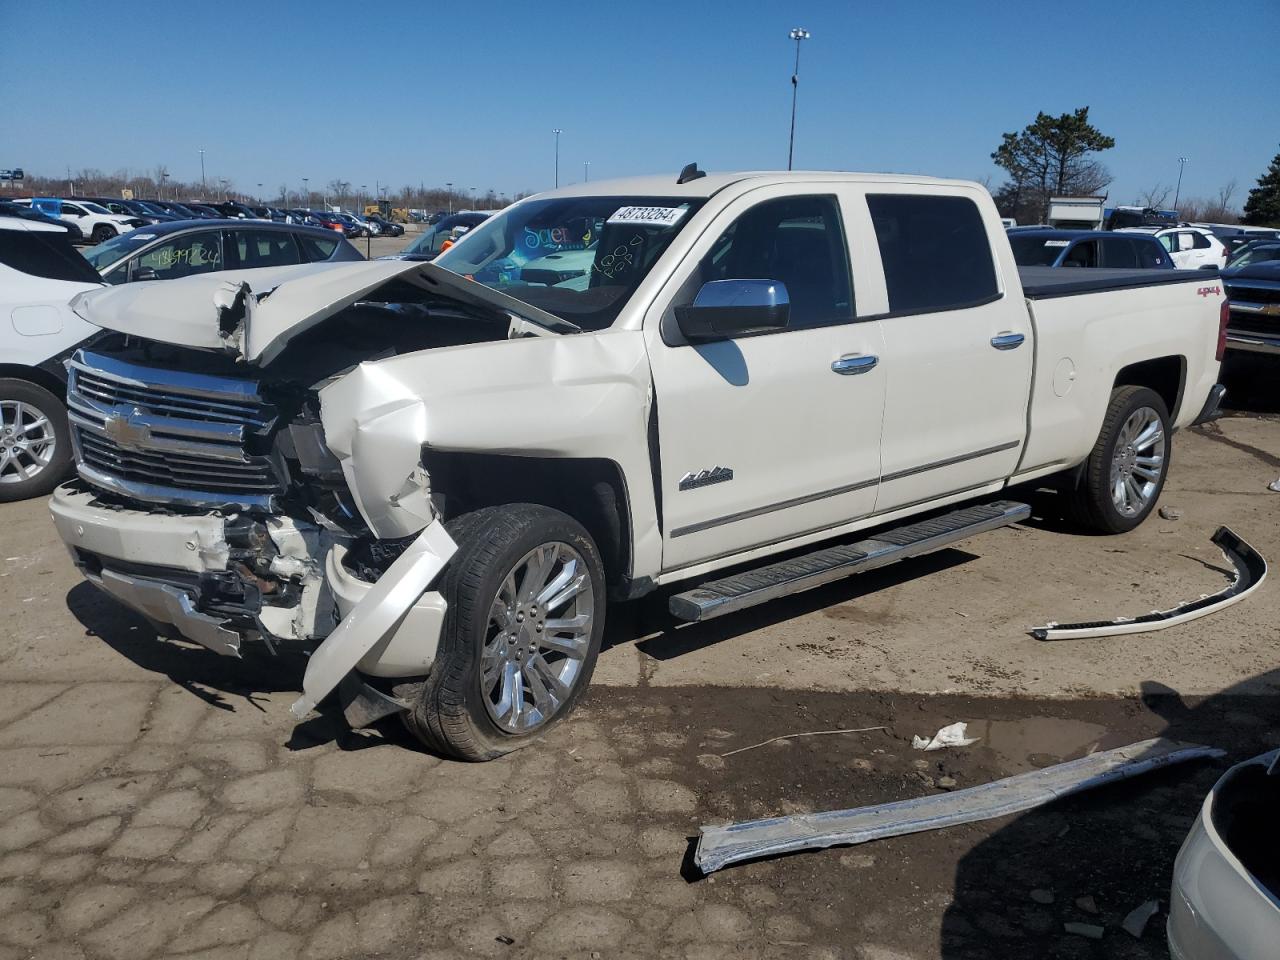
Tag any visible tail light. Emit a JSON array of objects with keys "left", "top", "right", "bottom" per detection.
[{"left": 1216, "top": 298, "right": 1229, "bottom": 362}]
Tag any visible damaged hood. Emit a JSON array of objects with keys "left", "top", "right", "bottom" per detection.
[{"left": 71, "top": 258, "right": 573, "bottom": 366}]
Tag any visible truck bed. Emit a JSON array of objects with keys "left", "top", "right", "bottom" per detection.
[{"left": 1019, "top": 266, "right": 1216, "bottom": 300}]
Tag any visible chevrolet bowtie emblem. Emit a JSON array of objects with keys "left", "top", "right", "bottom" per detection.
[
  {"left": 103, "top": 407, "right": 151, "bottom": 450},
  {"left": 679, "top": 466, "right": 734, "bottom": 491}
]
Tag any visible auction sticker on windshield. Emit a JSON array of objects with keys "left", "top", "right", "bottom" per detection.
[{"left": 607, "top": 206, "right": 688, "bottom": 228}]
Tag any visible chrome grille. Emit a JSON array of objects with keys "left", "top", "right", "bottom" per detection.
[
  {"left": 66, "top": 349, "right": 281, "bottom": 509},
  {"left": 1225, "top": 280, "right": 1280, "bottom": 337}
]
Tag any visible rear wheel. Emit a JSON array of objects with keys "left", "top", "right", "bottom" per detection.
[
  {"left": 404, "top": 504, "right": 605, "bottom": 761},
  {"left": 1065, "top": 385, "right": 1171, "bottom": 533},
  {"left": 0, "top": 379, "right": 73, "bottom": 502}
]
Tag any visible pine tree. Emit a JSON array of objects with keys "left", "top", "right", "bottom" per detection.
[{"left": 1242, "top": 148, "right": 1280, "bottom": 227}]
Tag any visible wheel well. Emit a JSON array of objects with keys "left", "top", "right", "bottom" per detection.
[
  {"left": 1113, "top": 356, "right": 1185, "bottom": 420},
  {"left": 422, "top": 452, "right": 633, "bottom": 590},
  {"left": 0, "top": 364, "right": 66, "bottom": 400}
]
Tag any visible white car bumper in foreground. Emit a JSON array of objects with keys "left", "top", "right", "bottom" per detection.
[{"left": 1168, "top": 749, "right": 1280, "bottom": 960}]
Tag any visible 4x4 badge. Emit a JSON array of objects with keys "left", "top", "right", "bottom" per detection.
[{"left": 679, "top": 466, "right": 734, "bottom": 491}]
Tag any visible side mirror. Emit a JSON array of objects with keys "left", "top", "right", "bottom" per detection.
[
  {"left": 133, "top": 266, "right": 159, "bottom": 282},
  {"left": 674, "top": 279, "right": 790, "bottom": 343}
]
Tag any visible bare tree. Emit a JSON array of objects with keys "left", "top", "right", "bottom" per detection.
[{"left": 1135, "top": 183, "right": 1171, "bottom": 208}]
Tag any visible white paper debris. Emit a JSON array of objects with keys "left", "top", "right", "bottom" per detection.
[
  {"left": 1121, "top": 900, "right": 1159, "bottom": 938},
  {"left": 912, "top": 722, "right": 980, "bottom": 751},
  {"left": 1269, "top": 478, "right": 1280, "bottom": 493}
]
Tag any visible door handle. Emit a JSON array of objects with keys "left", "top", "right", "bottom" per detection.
[
  {"left": 832, "top": 354, "right": 879, "bottom": 375},
  {"left": 990, "top": 332, "right": 1025, "bottom": 350}
]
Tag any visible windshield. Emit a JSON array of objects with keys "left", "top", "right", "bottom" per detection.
[
  {"left": 402, "top": 215, "right": 486, "bottom": 257},
  {"left": 83, "top": 230, "right": 159, "bottom": 269},
  {"left": 1229, "top": 243, "right": 1280, "bottom": 267},
  {"left": 1009, "top": 234, "right": 1070, "bottom": 266},
  {"left": 435, "top": 197, "right": 704, "bottom": 330},
  {"left": 80, "top": 201, "right": 112, "bottom": 215}
]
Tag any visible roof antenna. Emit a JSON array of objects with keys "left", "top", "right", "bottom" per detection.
[{"left": 677, "top": 162, "right": 706, "bottom": 185}]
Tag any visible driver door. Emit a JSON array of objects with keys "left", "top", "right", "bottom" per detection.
[{"left": 644, "top": 186, "right": 886, "bottom": 572}]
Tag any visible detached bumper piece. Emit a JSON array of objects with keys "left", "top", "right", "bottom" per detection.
[
  {"left": 695, "top": 738, "right": 1223, "bottom": 875},
  {"left": 1031, "top": 526, "right": 1266, "bottom": 641}
]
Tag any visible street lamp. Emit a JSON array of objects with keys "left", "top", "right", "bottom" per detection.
[
  {"left": 199, "top": 149, "right": 206, "bottom": 195},
  {"left": 361, "top": 184, "right": 367, "bottom": 213},
  {"left": 1173, "top": 157, "right": 1188, "bottom": 211},
  {"left": 160, "top": 171, "right": 169, "bottom": 200},
  {"left": 553, "top": 128, "right": 562, "bottom": 188},
  {"left": 446, "top": 182, "right": 453, "bottom": 215},
  {"left": 787, "top": 27, "right": 810, "bottom": 171},
  {"left": 302, "top": 178, "right": 309, "bottom": 208},
  {"left": 584, "top": 160, "right": 590, "bottom": 183},
  {"left": 257, "top": 183, "right": 263, "bottom": 202}
]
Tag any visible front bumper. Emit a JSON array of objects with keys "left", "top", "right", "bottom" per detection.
[{"left": 50, "top": 484, "right": 450, "bottom": 681}]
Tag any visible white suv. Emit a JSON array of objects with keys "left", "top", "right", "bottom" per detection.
[
  {"left": 1117, "top": 225, "right": 1227, "bottom": 271},
  {"left": 18, "top": 198, "right": 144, "bottom": 246},
  {"left": 0, "top": 217, "right": 105, "bottom": 500}
]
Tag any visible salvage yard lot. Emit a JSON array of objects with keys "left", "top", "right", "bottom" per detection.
[{"left": 0, "top": 411, "right": 1276, "bottom": 959}]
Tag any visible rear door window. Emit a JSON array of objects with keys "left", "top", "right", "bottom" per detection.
[
  {"left": 1135, "top": 240, "right": 1168, "bottom": 269},
  {"left": 866, "top": 194, "right": 997, "bottom": 314},
  {"left": 1100, "top": 237, "right": 1138, "bottom": 269},
  {"left": 229, "top": 230, "right": 302, "bottom": 269},
  {"left": 0, "top": 229, "right": 103, "bottom": 283},
  {"left": 297, "top": 233, "right": 339, "bottom": 261}
]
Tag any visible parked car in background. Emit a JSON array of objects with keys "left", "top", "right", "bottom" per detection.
[
  {"left": 1008, "top": 229, "right": 1173, "bottom": 269},
  {"left": 18, "top": 198, "right": 145, "bottom": 244},
  {"left": 1221, "top": 257, "right": 1280, "bottom": 357},
  {"left": 366, "top": 213, "right": 404, "bottom": 236},
  {"left": 1168, "top": 749, "right": 1280, "bottom": 960},
  {"left": 1117, "top": 226, "right": 1227, "bottom": 271},
  {"left": 0, "top": 199, "right": 84, "bottom": 241},
  {"left": 76, "top": 197, "right": 178, "bottom": 225},
  {"left": 141, "top": 200, "right": 208, "bottom": 220},
  {"left": 311, "top": 211, "right": 361, "bottom": 238},
  {"left": 1227, "top": 240, "right": 1280, "bottom": 268},
  {"left": 0, "top": 217, "right": 105, "bottom": 500},
  {"left": 82, "top": 219, "right": 364, "bottom": 284},
  {"left": 392, "top": 211, "right": 491, "bottom": 259},
  {"left": 1105, "top": 205, "right": 1178, "bottom": 231}
]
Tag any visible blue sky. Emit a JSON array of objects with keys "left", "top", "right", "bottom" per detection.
[{"left": 2, "top": 0, "right": 1277, "bottom": 206}]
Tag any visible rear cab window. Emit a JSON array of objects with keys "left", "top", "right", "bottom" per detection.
[{"left": 866, "top": 194, "right": 998, "bottom": 313}]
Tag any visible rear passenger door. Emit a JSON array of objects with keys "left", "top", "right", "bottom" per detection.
[
  {"left": 225, "top": 229, "right": 303, "bottom": 270},
  {"left": 860, "top": 190, "right": 1032, "bottom": 513}
]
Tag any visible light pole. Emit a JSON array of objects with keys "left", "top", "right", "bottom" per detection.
[
  {"left": 584, "top": 160, "right": 590, "bottom": 182},
  {"left": 446, "top": 182, "right": 453, "bottom": 214},
  {"left": 1173, "top": 157, "right": 1188, "bottom": 212},
  {"left": 257, "top": 183, "right": 263, "bottom": 202},
  {"left": 302, "top": 178, "right": 309, "bottom": 208},
  {"left": 360, "top": 184, "right": 367, "bottom": 213},
  {"left": 553, "top": 128, "right": 562, "bottom": 188},
  {"left": 787, "top": 28, "right": 810, "bottom": 171},
  {"left": 160, "top": 171, "right": 169, "bottom": 200},
  {"left": 470, "top": 187, "right": 477, "bottom": 209},
  {"left": 199, "top": 149, "right": 206, "bottom": 195}
]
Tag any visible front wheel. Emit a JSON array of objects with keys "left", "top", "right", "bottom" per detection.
[
  {"left": 0, "top": 379, "right": 73, "bottom": 502},
  {"left": 89, "top": 224, "right": 116, "bottom": 244},
  {"left": 405, "top": 504, "right": 605, "bottom": 761},
  {"left": 1065, "top": 385, "right": 1171, "bottom": 533}
]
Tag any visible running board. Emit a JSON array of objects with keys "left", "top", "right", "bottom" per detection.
[{"left": 668, "top": 500, "right": 1030, "bottom": 622}]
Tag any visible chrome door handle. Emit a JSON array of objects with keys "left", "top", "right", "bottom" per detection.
[
  {"left": 832, "top": 354, "right": 879, "bottom": 375},
  {"left": 990, "top": 332, "right": 1025, "bottom": 350}
]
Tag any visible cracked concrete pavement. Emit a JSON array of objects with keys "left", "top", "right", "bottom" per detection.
[{"left": 0, "top": 413, "right": 1276, "bottom": 959}]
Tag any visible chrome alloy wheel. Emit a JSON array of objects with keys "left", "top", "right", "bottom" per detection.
[
  {"left": 0, "top": 400, "right": 57, "bottom": 486},
  {"left": 1109, "top": 405, "right": 1165, "bottom": 517},
  {"left": 481, "top": 541, "right": 594, "bottom": 733}
]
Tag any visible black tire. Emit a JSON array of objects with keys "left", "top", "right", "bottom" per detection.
[
  {"left": 0, "top": 378, "right": 73, "bottom": 503},
  {"left": 1065, "top": 385, "right": 1171, "bottom": 534},
  {"left": 89, "top": 224, "right": 116, "bottom": 244},
  {"left": 404, "top": 504, "right": 606, "bottom": 761}
]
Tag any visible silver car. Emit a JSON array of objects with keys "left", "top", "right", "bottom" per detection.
[{"left": 1169, "top": 748, "right": 1280, "bottom": 959}]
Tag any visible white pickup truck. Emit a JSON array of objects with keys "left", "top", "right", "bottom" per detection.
[{"left": 49, "top": 169, "right": 1227, "bottom": 759}]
